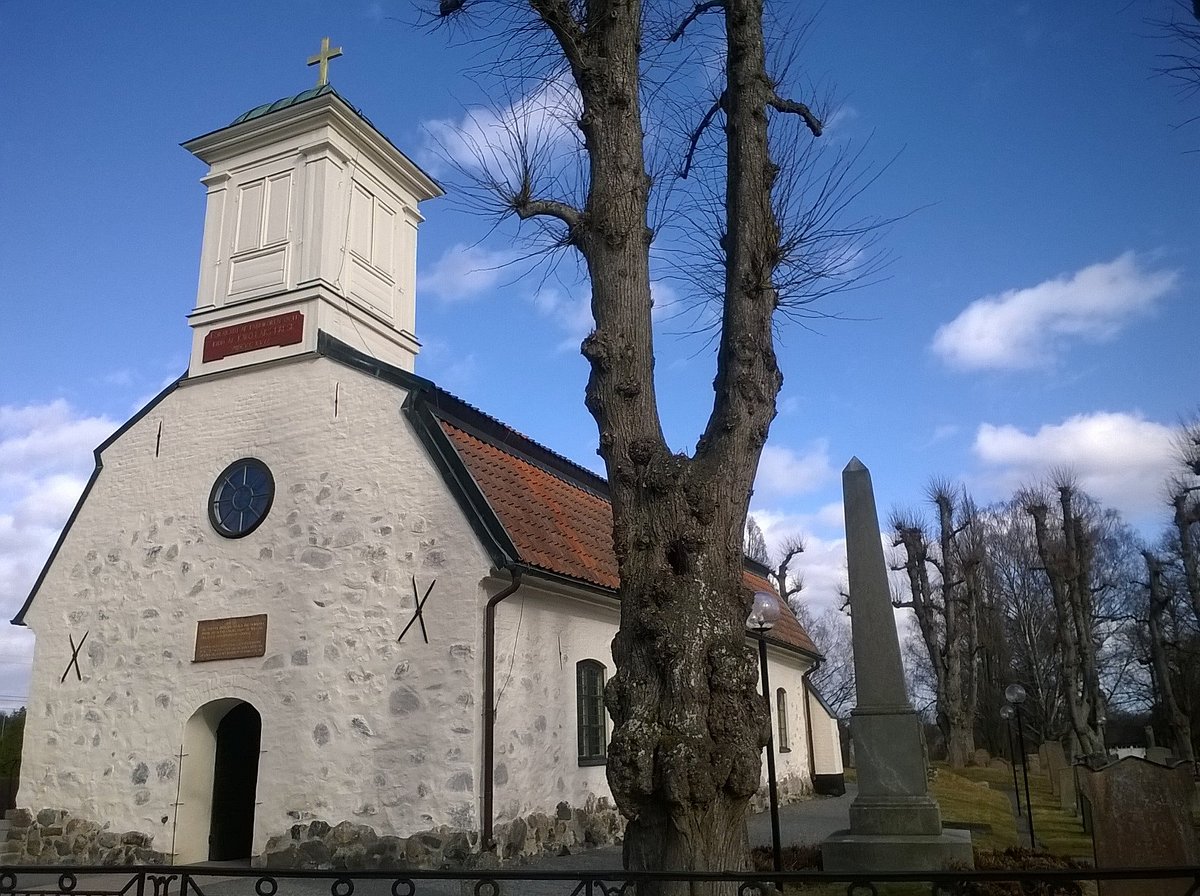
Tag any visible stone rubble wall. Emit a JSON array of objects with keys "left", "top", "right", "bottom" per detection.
[
  {"left": 262, "top": 796, "right": 625, "bottom": 870},
  {"left": 747, "top": 773, "right": 812, "bottom": 815},
  {"left": 1, "top": 808, "right": 169, "bottom": 865}
]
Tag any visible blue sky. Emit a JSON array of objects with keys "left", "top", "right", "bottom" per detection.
[{"left": 2, "top": 2, "right": 1197, "bottom": 707}]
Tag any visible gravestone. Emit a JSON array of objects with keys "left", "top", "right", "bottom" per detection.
[
  {"left": 822, "top": 458, "right": 973, "bottom": 873},
  {"left": 1059, "top": 764, "right": 1077, "bottom": 816},
  {"left": 1026, "top": 753, "right": 1041, "bottom": 774},
  {"left": 1043, "top": 742, "right": 1067, "bottom": 797},
  {"left": 972, "top": 748, "right": 990, "bottom": 766},
  {"left": 988, "top": 758, "right": 1010, "bottom": 772},
  {"left": 1081, "top": 757, "right": 1200, "bottom": 895}
]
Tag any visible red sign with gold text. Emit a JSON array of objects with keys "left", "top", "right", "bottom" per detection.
[{"left": 203, "top": 311, "right": 305, "bottom": 362}]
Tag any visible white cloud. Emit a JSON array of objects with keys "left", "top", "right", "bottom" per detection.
[
  {"left": 754, "top": 442, "right": 835, "bottom": 498},
  {"left": 933, "top": 253, "right": 1177, "bottom": 371},
  {"left": 421, "top": 75, "right": 581, "bottom": 179},
  {"left": 0, "top": 400, "right": 115, "bottom": 706},
  {"left": 749, "top": 508, "right": 847, "bottom": 613},
  {"left": 529, "top": 286, "right": 593, "bottom": 352},
  {"left": 972, "top": 411, "right": 1176, "bottom": 524},
  {"left": 418, "top": 243, "right": 520, "bottom": 302}
]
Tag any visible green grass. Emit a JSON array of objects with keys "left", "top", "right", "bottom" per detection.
[
  {"left": 952, "top": 763, "right": 1092, "bottom": 858},
  {"left": 929, "top": 767, "right": 1021, "bottom": 851},
  {"left": 749, "top": 763, "right": 1094, "bottom": 894}
]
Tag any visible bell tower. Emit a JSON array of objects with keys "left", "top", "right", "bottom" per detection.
[{"left": 182, "top": 41, "right": 442, "bottom": 377}]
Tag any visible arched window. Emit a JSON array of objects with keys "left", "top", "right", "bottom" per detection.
[
  {"left": 576, "top": 660, "right": 607, "bottom": 765},
  {"left": 776, "top": 687, "right": 790, "bottom": 752}
]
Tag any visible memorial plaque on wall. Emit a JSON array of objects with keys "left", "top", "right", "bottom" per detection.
[
  {"left": 194, "top": 614, "right": 268, "bottom": 662},
  {"left": 202, "top": 311, "right": 304, "bottom": 362}
]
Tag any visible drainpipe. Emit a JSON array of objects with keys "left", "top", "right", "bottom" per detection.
[
  {"left": 801, "top": 656, "right": 824, "bottom": 789},
  {"left": 481, "top": 567, "right": 523, "bottom": 851}
]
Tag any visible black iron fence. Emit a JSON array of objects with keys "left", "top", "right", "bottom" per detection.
[{"left": 2, "top": 864, "right": 1200, "bottom": 896}]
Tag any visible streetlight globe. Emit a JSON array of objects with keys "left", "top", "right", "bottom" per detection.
[
  {"left": 1004, "top": 683, "right": 1027, "bottom": 705},
  {"left": 747, "top": 591, "right": 781, "bottom": 633},
  {"left": 1000, "top": 704, "right": 1015, "bottom": 721}
]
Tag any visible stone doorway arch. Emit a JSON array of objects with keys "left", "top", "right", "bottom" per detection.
[{"left": 175, "top": 698, "right": 262, "bottom": 863}]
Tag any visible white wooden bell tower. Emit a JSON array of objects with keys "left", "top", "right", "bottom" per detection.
[{"left": 182, "top": 52, "right": 442, "bottom": 377}]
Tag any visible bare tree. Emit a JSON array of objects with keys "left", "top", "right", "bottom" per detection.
[
  {"left": 1142, "top": 550, "right": 1195, "bottom": 762},
  {"left": 889, "top": 480, "right": 981, "bottom": 767},
  {"left": 977, "top": 499, "right": 1062, "bottom": 745},
  {"left": 433, "top": 0, "right": 878, "bottom": 881},
  {"left": 743, "top": 516, "right": 770, "bottom": 567},
  {"left": 792, "top": 601, "right": 855, "bottom": 717},
  {"left": 1023, "top": 478, "right": 1107, "bottom": 758},
  {"left": 1167, "top": 415, "right": 1200, "bottom": 628}
]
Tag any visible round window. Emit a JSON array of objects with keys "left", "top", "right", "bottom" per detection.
[{"left": 209, "top": 458, "right": 274, "bottom": 538}]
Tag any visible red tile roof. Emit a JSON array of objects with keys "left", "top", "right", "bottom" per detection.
[{"left": 440, "top": 420, "right": 819, "bottom": 658}]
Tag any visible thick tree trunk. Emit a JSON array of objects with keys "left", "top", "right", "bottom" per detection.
[{"left": 522, "top": 0, "right": 786, "bottom": 888}]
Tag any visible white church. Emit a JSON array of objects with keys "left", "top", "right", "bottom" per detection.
[{"left": 11, "top": 54, "right": 843, "bottom": 868}]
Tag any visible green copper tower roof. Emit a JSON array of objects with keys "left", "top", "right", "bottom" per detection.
[{"left": 230, "top": 83, "right": 366, "bottom": 126}]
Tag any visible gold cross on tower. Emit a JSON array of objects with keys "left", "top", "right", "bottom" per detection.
[{"left": 307, "top": 36, "right": 343, "bottom": 87}]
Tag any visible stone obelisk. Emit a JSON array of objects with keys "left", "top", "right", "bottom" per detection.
[{"left": 822, "top": 458, "right": 973, "bottom": 872}]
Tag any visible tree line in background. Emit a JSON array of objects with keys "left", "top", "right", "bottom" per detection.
[{"left": 750, "top": 413, "right": 1200, "bottom": 768}]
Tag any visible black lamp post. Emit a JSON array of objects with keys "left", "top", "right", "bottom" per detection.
[
  {"left": 748, "top": 590, "right": 783, "bottom": 875},
  {"left": 999, "top": 703, "right": 1022, "bottom": 817},
  {"left": 1005, "top": 683, "right": 1036, "bottom": 849}
]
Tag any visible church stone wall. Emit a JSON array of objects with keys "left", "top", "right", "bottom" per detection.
[
  {"left": 491, "top": 584, "right": 818, "bottom": 827},
  {"left": 491, "top": 586, "right": 617, "bottom": 824},
  {"left": 18, "top": 358, "right": 494, "bottom": 861}
]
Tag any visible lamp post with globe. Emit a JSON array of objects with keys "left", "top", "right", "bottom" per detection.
[
  {"left": 747, "top": 590, "right": 783, "bottom": 874},
  {"left": 1005, "top": 683, "right": 1036, "bottom": 849},
  {"left": 999, "top": 704, "right": 1022, "bottom": 818}
]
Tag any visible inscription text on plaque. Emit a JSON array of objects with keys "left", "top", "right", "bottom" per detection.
[
  {"left": 202, "top": 311, "right": 304, "bottom": 362},
  {"left": 194, "top": 614, "right": 268, "bottom": 662}
]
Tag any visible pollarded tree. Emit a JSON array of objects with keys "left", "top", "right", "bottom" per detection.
[
  {"left": 889, "top": 480, "right": 981, "bottom": 767},
  {"left": 434, "top": 0, "right": 879, "bottom": 882},
  {"left": 1141, "top": 550, "right": 1195, "bottom": 762},
  {"left": 1167, "top": 415, "right": 1200, "bottom": 627},
  {"left": 1023, "top": 478, "right": 1112, "bottom": 758}
]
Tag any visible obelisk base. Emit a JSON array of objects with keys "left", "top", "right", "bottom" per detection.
[{"left": 822, "top": 828, "right": 974, "bottom": 873}]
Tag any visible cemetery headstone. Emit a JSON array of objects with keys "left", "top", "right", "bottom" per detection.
[
  {"left": 1059, "top": 763, "right": 1077, "bottom": 816},
  {"left": 1043, "top": 742, "right": 1067, "bottom": 797},
  {"left": 972, "top": 748, "right": 991, "bottom": 766},
  {"left": 1081, "top": 756, "right": 1200, "bottom": 896}
]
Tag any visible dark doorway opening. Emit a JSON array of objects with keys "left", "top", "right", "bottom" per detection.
[{"left": 209, "top": 701, "right": 261, "bottom": 861}]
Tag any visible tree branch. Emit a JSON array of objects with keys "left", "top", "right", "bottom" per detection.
[
  {"left": 513, "top": 196, "right": 582, "bottom": 231},
  {"left": 681, "top": 92, "right": 726, "bottom": 179},
  {"left": 669, "top": 0, "right": 726, "bottom": 43},
  {"left": 768, "top": 92, "right": 823, "bottom": 137},
  {"left": 529, "top": 0, "right": 585, "bottom": 73}
]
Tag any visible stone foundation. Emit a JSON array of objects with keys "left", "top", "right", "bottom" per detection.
[
  {"left": 747, "top": 773, "right": 813, "bottom": 814},
  {"left": 261, "top": 796, "right": 626, "bottom": 870},
  {"left": 492, "top": 796, "right": 624, "bottom": 861},
  {"left": 1, "top": 809, "right": 169, "bottom": 865}
]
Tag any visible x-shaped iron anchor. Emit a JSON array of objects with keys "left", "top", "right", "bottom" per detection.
[
  {"left": 61, "top": 631, "right": 89, "bottom": 683},
  {"left": 397, "top": 577, "right": 436, "bottom": 644}
]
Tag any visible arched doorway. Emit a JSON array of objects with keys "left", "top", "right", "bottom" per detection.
[
  {"left": 175, "top": 698, "right": 262, "bottom": 864},
  {"left": 209, "top": 702, "right": 261, "bottom": 860}
]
